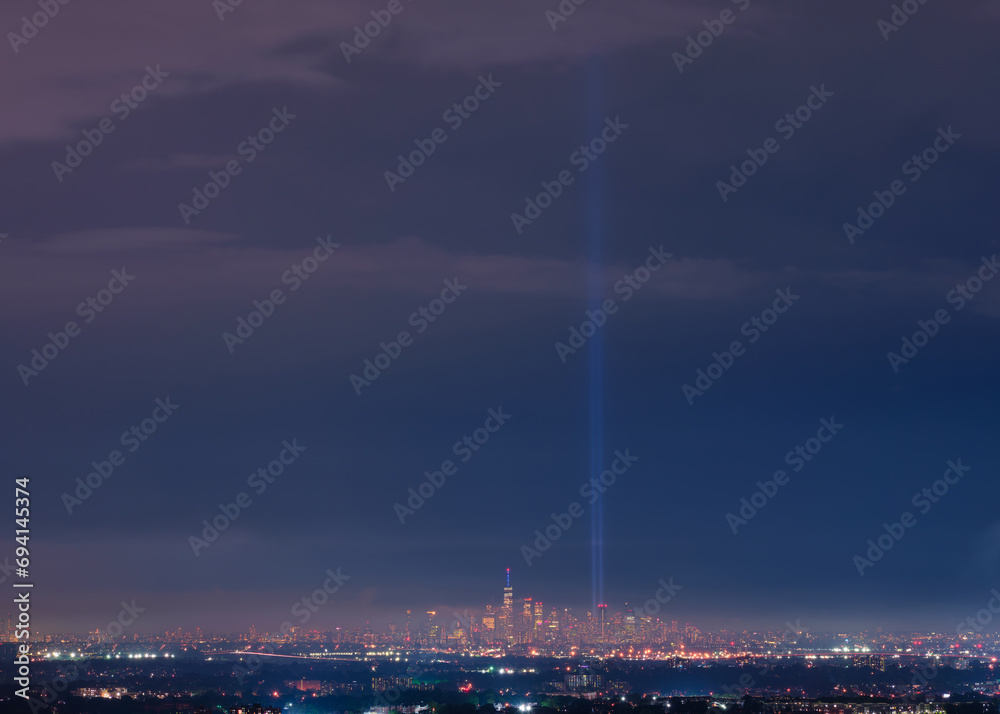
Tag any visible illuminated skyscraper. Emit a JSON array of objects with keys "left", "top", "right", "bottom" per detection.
[
  {"left": 562, "top": 607, "right": 575, "bottom": 640},
  {"left": 482, "top": 605, "right": 497, "bottom": 644},
  {"left": 423, "top": 611, "right": 439, "bottom": 645},
  {"left": 498, "top": 568, "right": 513, "bottom": 644},
  {"left": 521, "top": 598, "right": 533, "bottom": 643}
]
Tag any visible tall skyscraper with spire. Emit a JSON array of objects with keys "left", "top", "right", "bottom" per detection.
[{"left": 499, "top": 568, "right": 514, "bottom": 645}]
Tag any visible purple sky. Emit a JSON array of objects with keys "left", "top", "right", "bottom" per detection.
[{"left": 2, "top": 0, "right": 1000, "bottom": 636}]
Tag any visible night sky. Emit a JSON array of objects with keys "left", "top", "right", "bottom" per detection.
[{"left": 2, "top": 0, "right": 999, "bottom": 636}]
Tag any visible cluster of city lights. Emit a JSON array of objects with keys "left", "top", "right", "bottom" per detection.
[{"left": 45, "top": 651, "right": 176, "bottom": 659}]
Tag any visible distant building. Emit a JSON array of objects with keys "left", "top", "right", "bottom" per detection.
[
  {"left": 373, "top": 676, "right": 412, "bottom": 691},
  {"left": 229, "top": 705, "right": 281, "bottom": 714},
  {"left": 565, "top": 673, "right": 603, "bottom": 691},
  {"left": 852, "top": 654, "right": 886, "bottom": 671},
  {"left": 624, "top": 604, "right": 636, "bottom": 639},
  {"left": 78, "top": 687, "right": 129, "bottom": 698},
  {"left": 482, "top": 605, "right": 497, "bottom": 644}
]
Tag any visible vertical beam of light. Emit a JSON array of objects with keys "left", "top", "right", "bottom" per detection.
[{"left": 585, "top": 57, "right": 605, "bottom": 613}]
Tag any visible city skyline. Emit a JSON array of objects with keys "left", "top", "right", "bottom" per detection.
[
  {"left": 2, "top": 0, "right": 999, "bottom": 657},
  {"left": 11, "top": 567, "right": 1000, "bottom": 639}
]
